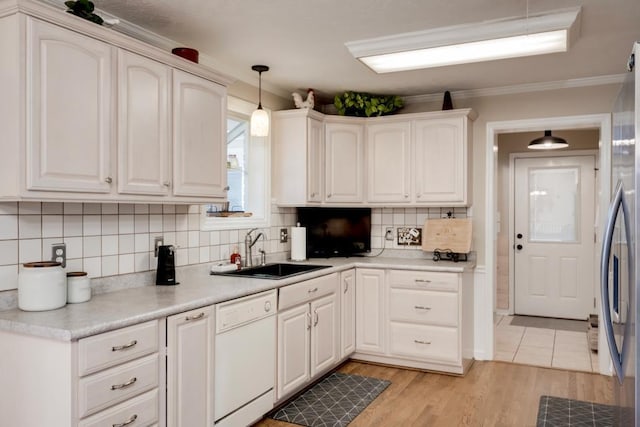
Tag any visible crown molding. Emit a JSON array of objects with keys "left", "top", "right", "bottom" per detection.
[{"left": 402, "top": 74, "right": 627, "bottom": 105}]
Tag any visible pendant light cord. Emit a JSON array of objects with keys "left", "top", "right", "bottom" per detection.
[{"left": 258, "top": 70, "right": 263, "bottom": 109}]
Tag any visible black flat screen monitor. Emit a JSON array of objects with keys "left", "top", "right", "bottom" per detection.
[{"left": 297, "top": 207, "right": 371, "bottom": 258}]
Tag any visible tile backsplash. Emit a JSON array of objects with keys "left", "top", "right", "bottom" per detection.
[{"left": 0, "top": 202, "right": 467, "bottom": 296}]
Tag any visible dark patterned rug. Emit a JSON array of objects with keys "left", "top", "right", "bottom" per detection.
[
  {"left": 269, "top": 372, "right": 391, "bottom": 427},
  {"left": 537, "top": 395, "right": 615, "bottom": 426}
]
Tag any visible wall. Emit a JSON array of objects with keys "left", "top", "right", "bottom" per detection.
[
  {"left": 402, "top": 83, "right": 621, "bottom": 267},
  {"left": 495, "top": 129, "right": 600, "bottom": 310}
]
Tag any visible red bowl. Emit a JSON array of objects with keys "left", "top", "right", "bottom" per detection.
[{"left": 171, "top": 47, "right": 199, "bottom": 63}]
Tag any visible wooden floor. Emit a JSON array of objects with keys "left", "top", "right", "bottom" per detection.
[{"left": 255, "top": 360, "right": 614, "bottom": 427}]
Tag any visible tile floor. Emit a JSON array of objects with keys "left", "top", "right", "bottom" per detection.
[{"left": 494, "top": 315, "right": 599, "bottom": 373}]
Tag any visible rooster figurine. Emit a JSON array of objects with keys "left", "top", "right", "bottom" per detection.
[{"left": 292, "top": 89, "right": 315, "bottom": 109}]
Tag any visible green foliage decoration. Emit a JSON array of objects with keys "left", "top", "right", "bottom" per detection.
[
  {"left": 65, "top": 0, "right": 104, "bottom": 25},
  {"left": 334, "top": 91, "right": 403, "bottom": 117}
]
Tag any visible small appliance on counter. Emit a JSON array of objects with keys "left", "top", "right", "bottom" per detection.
[
  {"left": 156, "top": 245, "right": 178, "bottom": 285},
  {"left": 18, "top": 261, "right": 67, "bottom": 311}
]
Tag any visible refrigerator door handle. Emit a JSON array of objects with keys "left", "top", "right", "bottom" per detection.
[{"left": 600, "top": 181, "right": 630, "bottom": 384}]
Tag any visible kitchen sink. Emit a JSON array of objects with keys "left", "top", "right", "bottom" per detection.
[{"left": 211, "top": 263, "right": 331, "bottom": 280}]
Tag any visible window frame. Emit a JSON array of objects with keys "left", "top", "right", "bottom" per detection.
[{"left": 201, "top": 96, "right": 271, "bottom": 231}]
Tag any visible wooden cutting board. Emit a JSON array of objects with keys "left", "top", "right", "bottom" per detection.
[{"left": 421, "top": 218, "right": 472, "bottom": 253}]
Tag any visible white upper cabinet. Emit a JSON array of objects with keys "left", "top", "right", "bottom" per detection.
[
  {"left": 325, "top": 120, "right": 365, "bottom": 203},
  {"left": 118, "top": 50, "right": 171, "bottom": 196},
  {"left": 26, "top": 18, "right": 114, "bottom": 194},
  {"left": 272, "top": 109, "right": 324, "bottom": 205},
  {"left": 414, "top": 115, "right": 472, "bottom": 205},
  {"left": 366, "top": 121, "right": 412, "bottom": 203},
  {"left": 172, "top": 69, "right": 227, "bottom": 198}
]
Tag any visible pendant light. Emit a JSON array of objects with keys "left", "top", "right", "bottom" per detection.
[
  {"left": 250, "top": 65, "right": 269, "bottom": 137},
  {"left": 528, "top": 130, "right": 569, "bottom": 150}
]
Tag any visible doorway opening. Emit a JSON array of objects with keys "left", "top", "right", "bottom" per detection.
[{"left": 483, "top": 114, "right": 612, "bottom": 375}]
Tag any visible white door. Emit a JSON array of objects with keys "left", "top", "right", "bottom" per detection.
[
  {"left": 514, "top": 155, "right": 596, "bottom": 319},
  {"left": 340, "top": 269, "right": 356, "bottom": 358},
  {"left": 325, "top": 122, "right": 364, "bottom": 202},
  {"left": 310, "top": 293, "right": 339, "bottom": 377},
  {"left": 166, "top": 306, "right": 214, "bottom": 427},
  {"left": 118, "top": 50, "right": 171, "bottom": 195},
  {"left": 355, "top": 269, "right": 385, "bottom": 354},
  {"left": 366, "top": 121, "right": 411, "bottom": 203},
  {"left": 277, "top": 304, "right": 310, "bottom": 399}
]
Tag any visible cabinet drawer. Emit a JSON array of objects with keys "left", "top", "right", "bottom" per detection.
[
  {"left": 78, "top": 389, "right": 158, "bottom": 427},
  {"left": 389, "top": 322, "right": 459, "bottom": 364},
  {"left": 279, "top": 273, "right": 338, "bottom": 310},
  {"left": 388, "top": 270, "right": 458, "bottom": 292},
  {"left": 216, "top": 289, "right": 277, "bottom": 333},
  {"left": 78, "top": 320, "right": 159, "bottom": 376},
  {"left": 78, "top": 353, "right": 159, "bottom": 418},
  {"left": 388, "top": 289, "right": 458, "bottom": 327}
]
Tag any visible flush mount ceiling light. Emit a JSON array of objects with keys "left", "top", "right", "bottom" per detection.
[
  {"left": 250, "top": 64, "right": 269, "bottom": 137},
  {"left": 528, "top": 130, "right": 569, "bottom": 150},
  {"left": 345, "top": 7, "right": 581, "bottom": 73}
]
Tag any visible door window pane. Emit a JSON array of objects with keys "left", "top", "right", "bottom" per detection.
[{"left": 528, "top": 167, "right": 579, "bottom": 242}]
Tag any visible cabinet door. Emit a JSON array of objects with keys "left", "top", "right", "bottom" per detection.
[
  {"left": 118, "top": 50, "right": 171, "bottom": 195},
  {"left": 366, "top": 121, "right": 411, "bottom": 202},
  {"left": 414, "top": 117, "right": 467, "bottom": 204},
  {"left": 166, "top": 306, "right": 214, "bottom": 427},
  {"left": 307, "top": 117, "right": 324, "bottom": 202},
  {"left": 325, "top": 122, "right": 364, "bottom": 202},
  {"left": 340, "top": 269, "right": 356, "bottom": 358},
  {"left": 355, "top": 269, "right": 385, "bottom": 354},
  {"left": 277, "top": 304, "right": 310, "bottom": 399},
  {"left": 173, "top": 69, "right": 227, "bottom": 198},
  {"left": 310, "top": 293, "right": 339, "bottom": 377},
  {"left": 26, "top": 18, "right": 114, "bottom": 193}
]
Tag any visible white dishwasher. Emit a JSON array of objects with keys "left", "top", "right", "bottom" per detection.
[{"left": 214, "top": 289, "right": 277, "bottom": 426}]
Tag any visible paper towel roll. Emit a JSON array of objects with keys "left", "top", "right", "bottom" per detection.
[{"left": 291, "top": 225, "right": 307, "bottom": 261}]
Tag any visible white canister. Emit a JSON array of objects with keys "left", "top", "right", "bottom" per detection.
[
  {"left": 66, "top": 271, "right": 91, "bottom": 303},
  {"left": 18, "top": 261, "right": 67, "bottom": 311}
]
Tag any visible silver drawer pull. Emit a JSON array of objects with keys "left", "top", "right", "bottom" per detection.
[
  {"left": 414, "top": 339, "right": 431, "bottom": 345},
  {"left": 113, "top": 414, "right": 138, "bottom": 427},
  {"left": 186, "top": 312, "right": 205, "bottom": 321},
  {"left": 313, "top": 309, "right": 319, "bottom": 327},
  {"left": 111, "top": 377, "right": 137, "bottom": 390},
  {"left": 307, "top": 287, "right": 318, "bottom": 293},
  {"left": 414, "top": 279, "right": 432, "bottom": 284},
  {"left": 414, "top": 305, "right": 431, "bottom": 311},
  {"left": 112, "top": 340, "right": 137, "bottom": 352}
]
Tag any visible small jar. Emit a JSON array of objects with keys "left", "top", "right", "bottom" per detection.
[
  {"left": 18, "top": 261, "right": 66, "bottom": 311},
  {"left": 66, "top": 271, "right": 91, "bottom": 303}
]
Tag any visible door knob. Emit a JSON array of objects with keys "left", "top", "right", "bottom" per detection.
[
  {"left": 516, "top": 244, "right": 523, "bottom": 250},
  {"left": 516, "top": 233, "right": 523, "bottom": 239}
]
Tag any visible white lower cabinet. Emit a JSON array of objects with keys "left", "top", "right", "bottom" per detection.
[
  {"left": 277, "top": 273, "right": 339, "bottom": 400},
  {"left": 355, "top": 268, "right": 385, "bottom": 354},
  {"left": 340, "top": 269, "right": 356, "bottom": 358},
  {"left": 166, "top": 306, "right": 215, "bottom": 427}
]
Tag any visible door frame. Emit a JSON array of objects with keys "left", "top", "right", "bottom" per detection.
[
  {"left": 508, "top": 150, "right": 598, "bottom": 317},
  {"left": 484, "top": 114, "right": 611, "bottom": 374}
]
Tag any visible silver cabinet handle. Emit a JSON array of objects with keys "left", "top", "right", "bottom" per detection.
[
  {"left": 185, "top": 312, "right": 205, "bottom": 321},
  {"left": 113, "top": 414, "right": 138, "bottom": 427},
  {"left": 112, "top": 340, "right": 137, "bottom": 352},
  {"left": 416, "top": 193, "right": 421, "bottom": 198},
  {"left": 163, "top": 181, "right": 171, "bottom": 187},
  {"left": 224, "top": 186, "right": 230, "bottom": 191},
  {"left": 111, "top": 377, "right": 137, "bottom": 390},
  {"left": 307, "top": 287, "right": 318, "bottom": 294},
  {"left": 404, "top": 194, "right": 409, "bottom": 198},
  {"left": 327, "top": 193, "right": 332, "bottom": 198},
  {"left": 310, "top": 192, "right": 316, "bottom": 197},
  {"left": 414, "top": 279, "right": 431, "bottom": 283},
  {"left": 414, "top": 339, "right": 431, "bottom": 345},
  {"left": 414, "top": 305, "right": 431, "bottom": 311},
  {"left": 264, "top": 301, "right": 272, "bottom": 312},
  {"left": 306, "top": 312, "right": 311, "bottom": 330},
  {"left": 313, "top": 309, "right": 319, "bottom": 327},
  {"left": 105, "top": 177, "right": 113, "bottom": 184},
  {"left": 344, "top": 280, "right": 349, "bottom": 293}
]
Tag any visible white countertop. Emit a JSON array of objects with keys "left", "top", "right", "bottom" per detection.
[{"left": 0, "top": 257, "right": 474, "bottom": 341}]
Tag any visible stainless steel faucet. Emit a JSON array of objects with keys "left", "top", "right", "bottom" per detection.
[{"left": 244, "top": 228, "right": 265, "bottom": 267}]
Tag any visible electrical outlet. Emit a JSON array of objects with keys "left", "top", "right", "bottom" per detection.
[
  {"left": 154, "top": 236, "right": 164, "bottom": 257},
  {"left": 280, "top": 228, "right": 288, "bottom": 243},
  {"left": 51, "top": 243, "right": 66, "bottom": 268},
  {"left": 385, "top": 227, "right": 394, "bottom": 241}
]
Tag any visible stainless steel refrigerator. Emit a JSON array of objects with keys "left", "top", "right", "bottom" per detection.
[{"left": 601, "top": 41, "right": 639, "bottom": 425}]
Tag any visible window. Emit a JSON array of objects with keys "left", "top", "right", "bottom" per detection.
[{"left": 202, "top": 96, "right": 270, "bottom": 230}]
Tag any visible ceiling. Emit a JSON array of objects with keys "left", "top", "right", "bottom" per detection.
[{"left": 90, "top": 0, "right": 640, "bottom": 102}]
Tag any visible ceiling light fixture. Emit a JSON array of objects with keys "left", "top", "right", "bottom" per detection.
[
  {"left": 250, "top": 65, "right": 269, "bottom": 137},
  {"left": 345, "top": 7, "right": 581, "bottom": 73},
  {"left": 528, "top": 130, "right": 569, "bottom": 150}
]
